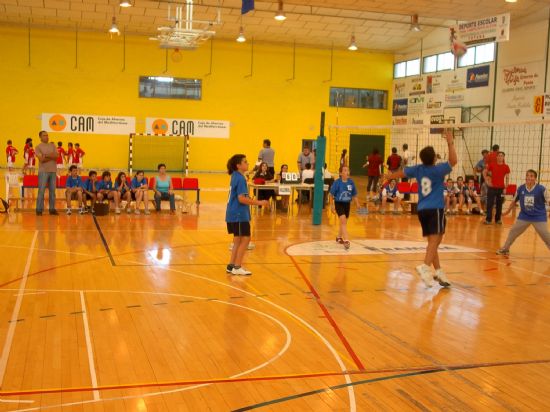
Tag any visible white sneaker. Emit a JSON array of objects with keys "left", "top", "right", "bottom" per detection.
[
  {"left": 231, "top": 267, "right": 252, "bottom": 276},
  {"left": 144, "top": 209, "right": 151, "bottom": 215},
  {"left": 434, "top": 269, "right": 451, "bottom": 287},
  {"left": 135, "top": 209, "right": 140, "bottom": 215},
  {"left": 415, "top": 264, "right": 434, "bottom": 288},
  {"left": 126, "top": 208, "right": 131, "bottom": 214},
  {"left": 79, "top": 208, "right": 86, "bottom": 215},
  {"left": 115, "top": 208, "right": 121, "bottom": 214},
  {"left": 66, "top": 209, "right": 72, "bottom": 215}
]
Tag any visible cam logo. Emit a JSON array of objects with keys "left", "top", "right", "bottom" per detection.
[
  {"left": 49, "top": 114, "right": 67, "bottom": 131},
  {"left": 152, "top": 119, "right": 169, "bottom": 135}
]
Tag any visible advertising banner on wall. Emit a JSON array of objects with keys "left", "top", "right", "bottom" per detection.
[
  {"left": 393, "top": 81, "right": 407, "bottom": 99},
  {"left": 145, "top": 117, "right": 230, "bottom": 138},
  {"left": 392, "top": 99, "right": 408, "bottom": 117},
  {"left": 495, "top": 60, "right": 545, "bottom": 119},
  {"left": 41, "top": 113, "right": 135, "bottom": 135},
  {"left": 456, "top": 13, "right": 510, "bottom": 44},
  {"left": 408, "top": 96, "right": 425, "bottom": 117},
  {"left": 467, "top": 65, "right": 490, "bottom": 88}
]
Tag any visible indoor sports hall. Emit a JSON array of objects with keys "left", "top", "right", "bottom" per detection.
[{"left": 1, "top": 1, "right": 550, "bottom": 411}]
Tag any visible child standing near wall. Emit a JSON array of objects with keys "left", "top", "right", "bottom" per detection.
[
  {"left": 226, "top": 154, "right": 269, "bottom": 276},
  {"left": 6, "top": 140, "right": 18, "bottom": 172}
]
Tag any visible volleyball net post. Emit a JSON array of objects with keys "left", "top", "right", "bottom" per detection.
[{"left": 313, "top": 112, "right": 326, "bottom": 226}]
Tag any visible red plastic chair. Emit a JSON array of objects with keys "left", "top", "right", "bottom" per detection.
[
  {"left": 505, "top": 184, "right": 517, "bottom": 198},
  {"left": 148, "top": 177, "right": 156, "bottom": 190},
  {"left": 182, "top": 178, "right": 199, "bottom": 189},
  {"left": 23, "top": 175, "right": 38, "bottom": 188},
  {"left": 172, "top": 177, "right": 183, "bottom": 190},
  {"left": 58, "top": 175, "right": 68, "bottom": 188},
  {"left": 410, "top": 182, "right": 418, "bottom": 193},
  {"left": 397, "top": 182, "right": 411, "bottom": 194}
]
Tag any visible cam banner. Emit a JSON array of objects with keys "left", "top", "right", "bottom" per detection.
[
  {"left": 145, "top": 117, "right": 230, "bottom": 138},
  {"left": 456, "top": 13, "right": 510, "bottom": 44},
  {"left": 42, "top": 113, "right": 135, "bottom": 135}
]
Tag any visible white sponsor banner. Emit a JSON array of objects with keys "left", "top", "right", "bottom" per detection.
[
  {"left": 286, "top": 239, "right": 484, "bottom": 256},
  {"left": 456, "top": 13, "right": 510, "bottom": 44},
  {"left": 146, "top": 117, "right": 230, "bottom": 138},
  {"left": 495, "top": 61, "right": 545, "bottom": 120},
  {"left": 42, "top": 113, "right": 135, "bottom": 135}
]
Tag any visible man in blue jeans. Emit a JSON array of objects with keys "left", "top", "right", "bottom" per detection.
[{"left": 35, "top": 130, "right": 59, "bottom": 216}]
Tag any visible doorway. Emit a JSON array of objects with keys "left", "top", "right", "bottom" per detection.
[{"left": 349, "top": 134, "right": 386, "bottom": 177}]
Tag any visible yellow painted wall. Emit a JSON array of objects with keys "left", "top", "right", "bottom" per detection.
[{"left": 0, "top": 26, "right": 393, "bottom": 173}]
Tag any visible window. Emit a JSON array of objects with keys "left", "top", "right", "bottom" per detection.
[
  {"left": 423, "top": 55, "right": 437, "bottom": 73},
  {"left": 394, "top": 58, "right": 420, "bottom": 78},
  {"left": 394, "top": 62, "right": 406, "bottom": 78},
  {"left": 458, "top": 42, "right": 495, "bottom": 67},
  {"left": 406, "top": 59, "right": 420, "bottom": 76},
  {"left": 437, "top": 52, "right": 454, "bottom": 71},
  {"left": 139, "top": 76, "right": 202, "bottom": 100},
  {"left": 329, "top": 87, "right": 387, "bottom": 109},
  {"left": 475, "top": 43, "right": 495, "bottom": 64}
]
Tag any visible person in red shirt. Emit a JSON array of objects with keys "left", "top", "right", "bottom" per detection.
[
  {"left": 485, "top": 144, "right": 499, "bottom": 168},
  {"left": 386, "top": 147, "right": 402, "bottom": 173},
  {"left": 363, "top": 147, "right": 383, "bottom": 200},
  {"left": 5, "top": 140, "right": 18, "bottom": 171},
  {"left": 56, "top": 141, "right": 67, "bottom": 171},
  {"left": 26, "top": 142, "right": 36, "bottom": 174},
  {"left": 483, "top": 151, "right": 510, "bottom": 225},
  {"left": 67, "top": 142, "right": 74, "bottom": 168},
  {"left": 74, "top": 143, "right": 85, "bottom": 169}
]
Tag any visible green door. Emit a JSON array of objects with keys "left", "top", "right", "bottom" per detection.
[{"left": 349, "top": 134, "right": 385, "bottom": 177}]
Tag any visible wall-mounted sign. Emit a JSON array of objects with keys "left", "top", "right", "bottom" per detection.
[
  {"left": 145, "top": 117, "right": 230, "bottom": 138},
  {"left": 467, "top": 65, "right": 490, "bottom": 88},
  {"left": 41, "top": 113, "right": 135, "bottom": 135},
  {"left": 456, "top": 13, "right": 510, "bottom": 44}
]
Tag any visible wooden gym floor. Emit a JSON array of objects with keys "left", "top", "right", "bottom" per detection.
[{"left": 0, "top": 173, "right": 549, "bottom": 411}]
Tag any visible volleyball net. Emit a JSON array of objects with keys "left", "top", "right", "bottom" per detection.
[
  {"left": 129, "top": 133, "right": 190, "bottom": 175},
  {"left": 327, "top": 119, "right": 550, "bottom": 185}
]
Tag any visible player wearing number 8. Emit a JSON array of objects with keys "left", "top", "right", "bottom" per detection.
[{"left": 385, "top": 131, "right": 457, "bottom": 288}]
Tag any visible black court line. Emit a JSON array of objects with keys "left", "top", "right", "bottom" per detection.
[
  {"left": 232, "top": 359, "right": 550, "bottom": 411},
  {"left": 92, "top": 215, "right": 116, "bottom": 266}
]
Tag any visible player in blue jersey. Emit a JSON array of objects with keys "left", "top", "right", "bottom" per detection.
[
  {"left": 386, "top": 130, "right": 457, "bottom": 287},
  {"left": 329, "top": 165, "right": 361, "bottom": 250},
  {"left": 497, "top": 169, "right": 550, "bottom": 255},
  {"left": 226, "top": 154, "right": 269, "bottom": 276}
]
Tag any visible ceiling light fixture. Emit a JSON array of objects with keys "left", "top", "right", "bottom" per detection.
[
  {"left": 108, "top": 16, "right": 120, "bottom": 35},
  {"left": 274, "top": 0, "right": 286, "bottom": 21},
  {"left": 410, "top": 14, "right": 421, "bottom": 32},
  {"left": 348, "top": 34, "right": 358, "bottom": 51},
  {"left": 236, "top": 26, "right": 246, "bottom": 42},
  {"left": 505, "top": 0, "right": 517, "bottom": 2},
  {"left": 119, "top": 0, "right": 132, "bottom": 7}
]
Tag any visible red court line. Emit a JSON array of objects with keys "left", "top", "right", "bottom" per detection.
[
  {"left": 287, "top": 253, "right": 365, "bottom": 371},
  {"left": 2, "top": 359, "right": 549, "bottom": 397}
]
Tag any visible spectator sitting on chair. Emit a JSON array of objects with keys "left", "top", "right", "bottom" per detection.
[
  {"left": 115, "top": 171, "right": 132, "bottom": 214},
  {"left": 253, "top": 162, "right": 275, "bottom": 202},
  {"left": 463, "top": 178, "right": 484, "bottom": 215},
  {"left": 154, "top": 163, "right": 176, "bottom": 214},
  {"left": 380, "top": 179, "right": 401, "bottom": 214},
  {"left": 322, "top": 163, "right": 332, "bottom": 179},
  {"left": 131, "top": 170, "right": 150, "bottom": 215},
  {"left": 301, "top": 163, "right": 314, "bottom": 182},
  {"left": 444, "top": 178, "right": 458, "bottom": 214},
  {"left": 83, "top": 170, "right": 98, "bottom": 213},
  {"left": 386, "top": 147, "right": 402, "bottom": 173},
  {"left": 455, "top": 176, "right": 466, "bottom": 212},
  {"left": 475, "top": 149, "right": 489, "bottom": 185},
  {"left": 96, "top": 171, "right": 121, "bottom": 214},
  {"left": 65, "top": 165, "right": 85, "bottom": 215},
  {"left": 276, "top": 164, "right": 290, "bottom": 211}
]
